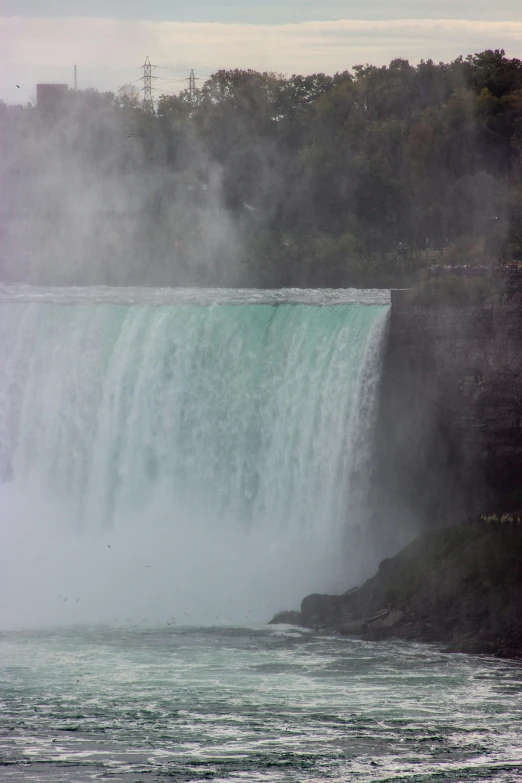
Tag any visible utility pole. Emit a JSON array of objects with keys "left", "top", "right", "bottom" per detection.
[
  {"left": 74, "top": 65, "right": 77, "bottom": 91},
  {"left": 187, "top": 69, "right": 198, "bottom": 104},
  {"left": 141, "top": 56, "right": 155, "bottom": 112}
]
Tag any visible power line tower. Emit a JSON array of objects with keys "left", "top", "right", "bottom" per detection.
[
  {"left": 141, "top": 56, "right": 156, "bottom": 112},
  {"left": 74, "top": 65, "right": 77, "bottom": 91},
  {"left": 187, "top": 69, "right": 198, "bottom": 104}
]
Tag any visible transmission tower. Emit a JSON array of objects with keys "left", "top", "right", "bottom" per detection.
[
  {"left": 187, "top": 69, "right": 198, "bottom": 104},
  {"left": 74, "top": 65, "right": 77, "bottom": 91},
  {"left": 141, "top": 56, "right": 156, "bottom": 112}
]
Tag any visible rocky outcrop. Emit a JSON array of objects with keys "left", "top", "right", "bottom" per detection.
[
  {"left": 269, "top": 610, "right": 302, "bottom": 625},
  {"left": 270, "top": 287, "right": 522, "bottom": 659},
  {"left": 271, "top": 520, "right": 522, "bottom": 659}
]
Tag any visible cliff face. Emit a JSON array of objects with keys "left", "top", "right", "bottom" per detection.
[
  {"left": 271, "top": 288, "right": 522, "bottom": 659},
  {"left": 370, "top": 289, "right": 522, "bottom": 550},
  {"left": 271, "top": 522, "right": 522, "bottom": 659}
]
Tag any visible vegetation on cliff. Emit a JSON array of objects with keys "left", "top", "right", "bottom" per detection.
[
  {"left": 1, "top": 49, "right": 522, "bottom": 286},
  {"left": 272, "top": 518, "right": 522, "bottom": 659}
]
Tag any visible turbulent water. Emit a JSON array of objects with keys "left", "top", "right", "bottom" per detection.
[
  {"left": 0, "top": 286, "right": 389, "bottom": 628},
  {"left": 1, "top": 626, "right": 522, "bottom": 782},
  {"left": 1, "top": 287, "right": 522, "bottom": 782}
]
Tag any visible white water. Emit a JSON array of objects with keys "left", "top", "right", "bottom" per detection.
[
  {"left": 0, "top": 287, "right": 389, "bottom": 629},
  {"left": 3, "top": 626, "right": 522, "bottom": 782}
]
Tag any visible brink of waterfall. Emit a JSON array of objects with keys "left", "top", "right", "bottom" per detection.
[{"left": 0, "top": 286, "right": 390, "bottom": 628}]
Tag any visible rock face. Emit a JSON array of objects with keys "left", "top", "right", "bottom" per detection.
[
  {"left": 271, "top": 521, "right": 522, "bottom": 659},
  {"left": 369, "top": 289, "right": 522, "bottom": 556},
  {"left": 270, "top": 288, "right": 522, "bottom": 659},
  {"left": 268, "top": 610, "right": 302, "bottom": 625}
]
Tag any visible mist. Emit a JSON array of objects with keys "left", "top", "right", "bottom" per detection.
[
  {"left": 0, "top": 479, "right": 347, "bottom": 630},
  {"left": 0, "top": 50, "right": 521, "bottom": 630},
  {"left": 0, "top": 292, "right": 388, "bottom": 630},
  {"left": 0, "top": 85, "right": 244, "bottom": 287},
  {"left": 1, "top": 50, "right": 521, "bottom": 289}
]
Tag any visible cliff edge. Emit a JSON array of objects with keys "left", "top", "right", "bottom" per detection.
[{"left": 271, "top": 519, "right": 522, "bottom": 659}]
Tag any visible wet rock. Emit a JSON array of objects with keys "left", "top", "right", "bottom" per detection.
[
  {"left": 269, "top": 610, "right": 302, "bottom": 625},
  {"left": 277, "top": 521, "right": 522, "bottom": 659},
  {"left": 340, "top": 619, "right": 367, "bottom": 635}
]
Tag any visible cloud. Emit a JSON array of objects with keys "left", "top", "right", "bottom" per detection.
[
  {"left": 2, "top": 16, "right": 522, "bottom": 103},
  {"left": 2, "top": 1, "right": 522, "bottom": 23}
]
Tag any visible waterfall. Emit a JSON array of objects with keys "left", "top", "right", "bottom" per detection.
[{"left": 0, "top": 287, "right": 390, "bottom": 628}]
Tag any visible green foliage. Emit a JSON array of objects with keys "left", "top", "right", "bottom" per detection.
[{"left": 1, "top": 48, "right": 522, "bottom": 287}]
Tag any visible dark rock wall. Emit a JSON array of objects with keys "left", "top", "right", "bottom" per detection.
[
  {"left": 283, "top": 522, "right": 522, "bottom": 659},
  {"left": 371, "top": 290, "right": 522, "bottom": 550}
]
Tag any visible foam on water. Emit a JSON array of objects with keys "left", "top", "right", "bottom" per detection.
[
  {"left": 1, "top": 286, "right": 520, "bottom": 783},
  {"left": 1, "top": 627, "right": 521, "bottom": 782}
]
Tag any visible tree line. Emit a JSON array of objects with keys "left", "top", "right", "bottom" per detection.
[{"left": 1, "top": 49, "right": 521, "bottom": 287}]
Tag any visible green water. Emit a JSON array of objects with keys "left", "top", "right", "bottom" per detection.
[
  {"left": 3, "top": 287, "right": 518, "bottom": 783},
  {"left": 1, "top": 626, "right": 522, "bottom": 782},
  {"left": 0, "top": 299, "right": 386, "bottom": 532},
  {"left": 0, "top": 289, "right": 390, "bottom": 628}
]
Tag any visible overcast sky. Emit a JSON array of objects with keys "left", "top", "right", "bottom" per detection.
[{"left": 2, "top": 1, "right": 522, "bottom": 104}]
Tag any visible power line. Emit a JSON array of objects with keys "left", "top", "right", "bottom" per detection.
[
  {"left": 154, "top": 65, "right": 216, "bottom": 79},
  {"left": 154, "top": 62, "right": 222, "bottom": 71}
]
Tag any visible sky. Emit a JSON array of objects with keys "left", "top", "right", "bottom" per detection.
[{"left": 1, "top": 1, "right": 522, "bottom": 104}]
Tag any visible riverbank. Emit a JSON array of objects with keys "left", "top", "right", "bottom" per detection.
[{"left": 271, "top": 519, "right": 522, "bottom": 659}]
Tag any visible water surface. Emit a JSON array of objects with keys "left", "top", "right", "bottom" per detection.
[{"left": 1, "top": 626, "right": 521, "bottom": 782}]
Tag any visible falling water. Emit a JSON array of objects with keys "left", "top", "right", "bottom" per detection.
[
  {"left": 2, "top": 287, "right": 521, "bottom": 783},
  {"left": 0, "top": 286, "right": 390, "bottom": 628}
]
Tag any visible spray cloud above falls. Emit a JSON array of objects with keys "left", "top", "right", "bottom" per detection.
[{"left": 1, "top": 49, "right": 522, "bottom": 289}]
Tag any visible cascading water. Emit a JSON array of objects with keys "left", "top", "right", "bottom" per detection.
[{"left": 0, "top": 286, "right": 390, "bottom": 629}]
